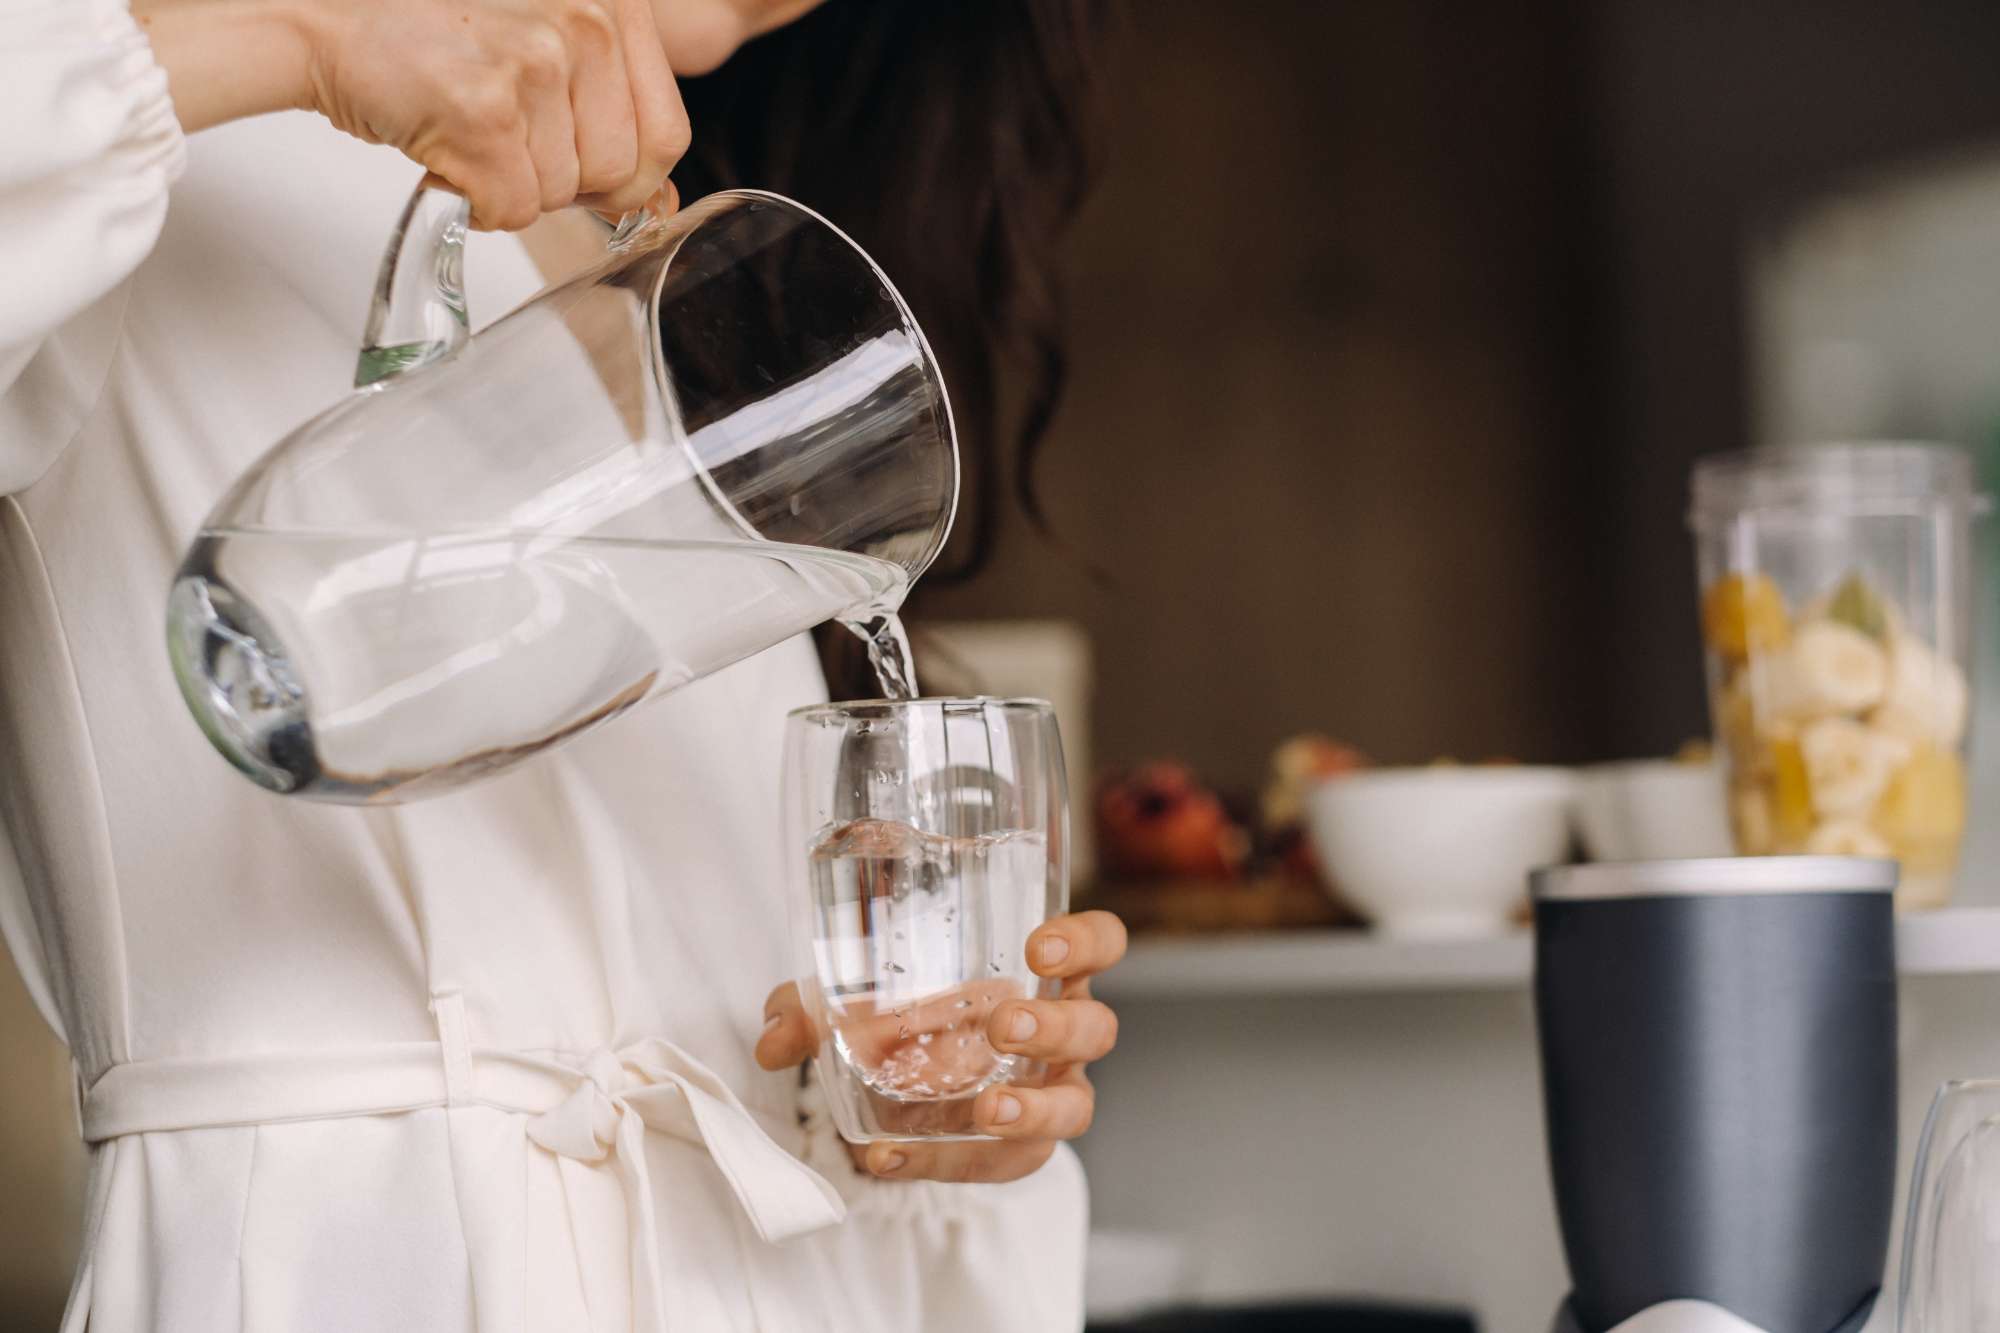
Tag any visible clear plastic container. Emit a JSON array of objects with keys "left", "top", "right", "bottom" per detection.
[{"left": 1689, "top": 443, "right": 1986, "bottom": 910}]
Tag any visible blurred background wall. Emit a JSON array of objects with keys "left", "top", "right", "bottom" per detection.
[
  {"left": 916, "top": 0, "right": 1607, "bottom": 790},
  {"left": 914, "top": 0, "right": 2000, "bottom": 784}
]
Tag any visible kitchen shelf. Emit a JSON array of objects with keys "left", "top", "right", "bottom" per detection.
[{"left": 1096, "top": 905, "right": 2000, "bottom": 999}]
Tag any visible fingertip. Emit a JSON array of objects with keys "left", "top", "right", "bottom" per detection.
[
  {"left": 751, "top": 1033, "right": 787, "bottom": 1071},
  {"left": 1029, "top": 911, "right": 1129, "bottom": 977},
  {"left": 973, "top": 1085, "right": 1021, "bottom": 1136},
  {"left": 989, "top": 1000, "right": 1039, "bottom": 1053},
  {"left": 866, "top": 1144, "right": 910, "bottom": 1176},
  {"left": 752, "top": 1000, "right": 811, "bottom": 1071},
  {"left": 1026, "top": 925, "right": 1070, "bottom": 976}
]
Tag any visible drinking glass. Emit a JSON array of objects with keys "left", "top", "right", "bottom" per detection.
[
  {"left": 783, "top": 698, "right": 1068, "bottom": 1141},
  {"left": 168, "top": 185, "right": 956, "bottom": 804},
  {"left": 1901, "top": 1079, "right": 2000, "bottom": 1332}
]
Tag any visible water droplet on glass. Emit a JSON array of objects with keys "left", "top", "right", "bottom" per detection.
[
  {"left": 918, "top": 1032, "right": 934, "bottom": 1045},
  {"left": 955, "top": 999, "right": 972, "bottom": 1010}
]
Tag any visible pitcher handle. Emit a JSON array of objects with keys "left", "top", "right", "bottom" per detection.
[
  {"left": 355, "top": 184, "right": 471, "bottom": 388},
  {"left": 355, "top": 182, "right": 661, "bottom": 388}
]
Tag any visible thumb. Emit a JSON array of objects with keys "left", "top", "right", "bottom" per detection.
[{"left": 755, "top": 982, "right": 816, "bottom": 1070}]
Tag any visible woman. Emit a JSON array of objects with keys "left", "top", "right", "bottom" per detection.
[{"left": 0, "top": 1, "right": 1121, "bottom": 1329}]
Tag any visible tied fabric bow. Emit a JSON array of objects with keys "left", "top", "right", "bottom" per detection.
[{"left": 523, "top": 1038, "right": 846, "bottom": 1330}]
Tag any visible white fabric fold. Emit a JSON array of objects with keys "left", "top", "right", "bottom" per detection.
[
  {"left": 521, "top": 1038, "right": 849, "bottom": 1331},
  {"left": 82, "top": 1035, "right": 848, "bottom": 1333},
  {"left": 1, "top": 0, "right": 188, "bottom": 490}
]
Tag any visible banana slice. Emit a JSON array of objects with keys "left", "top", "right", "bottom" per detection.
[
  {"left": 1784, "top": 620, "right": 1889, "bottom": 717},
  {"left": 1802, "top": 820, "right": 1892, "bottom": 857},
  {"left": 1798, "top": 716, "right": 1910, "bottom": 819},
  {"left": 1871, "top": 631, "right": 1969, "bottom": 748},
  {"left": 1740, "top": 622, "right": 1887, "bottom": 725}
]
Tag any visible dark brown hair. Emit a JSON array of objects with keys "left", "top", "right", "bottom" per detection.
[{"left": 673, "top": 0, "right": 1112, "bottom": 694}]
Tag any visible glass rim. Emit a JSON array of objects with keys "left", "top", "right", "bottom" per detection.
[
  {"left": 1932, "top": 1077, "right": 2000, "bottom": 1097},
  {"left": 651, "top": 188, "right": 961, "bottom": 582},
  {"left": 787, "top": 695, "right": 1055, "bottom": 723},
  {"left": 1687, "top": 440, "right": 1990, "bottom": 525}
]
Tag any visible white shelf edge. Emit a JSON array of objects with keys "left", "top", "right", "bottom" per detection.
[{"left": 1097, "top": 905, "right": 2000, "bottom": 1000}]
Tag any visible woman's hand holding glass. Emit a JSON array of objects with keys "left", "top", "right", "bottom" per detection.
[{"left": 757, "top": 909, "right": 1126, "bottom": 1184}]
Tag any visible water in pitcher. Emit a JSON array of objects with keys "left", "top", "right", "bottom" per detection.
[
  {"left": 808, "top": 817, "right": 1047, "bottom": 1101},
  {"left": 168, "top": 529, "right": 909, "bottom": 801}
]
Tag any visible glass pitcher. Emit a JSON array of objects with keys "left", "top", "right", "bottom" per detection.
[{"left": 166, "top": 185, "right": 957, "bottom": 804}]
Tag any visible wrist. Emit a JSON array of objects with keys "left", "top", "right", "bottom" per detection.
[{"left": 136, "top": 0, "right": 318, "bottom": 133}]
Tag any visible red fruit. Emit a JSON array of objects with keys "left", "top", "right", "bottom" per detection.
[{"left": 1095, "top": 761, "right": 1248, "bottom": 881}]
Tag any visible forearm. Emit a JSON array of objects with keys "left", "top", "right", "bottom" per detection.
[{"left": 133, "top": 0, "right": 315, "bottom": 133}]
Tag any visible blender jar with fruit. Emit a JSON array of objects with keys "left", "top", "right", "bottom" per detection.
[{"left": 1689, "top": 444, "right": 1987, "bottom": 910}]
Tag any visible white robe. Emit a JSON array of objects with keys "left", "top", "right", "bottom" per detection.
[{"left": 0, "top": 5, "right": 1087, "bottom": 1329}]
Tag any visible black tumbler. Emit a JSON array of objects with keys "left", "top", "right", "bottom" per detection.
[{"left": 1532, "top": 857, "right": 1898, "bottom": 1333}]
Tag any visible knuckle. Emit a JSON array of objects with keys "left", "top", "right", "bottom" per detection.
[
  {"left": 480, "top": 183, "right": 537, "bottom": 230},
  {"left": 562, "top": 0, "right": 617, "bottom": 45},
  {"left": 517, "top": 23, "right": 568, "bottom": 83},
  {"left": 651, "top": 110, "right": 692, "bottom": 163}
]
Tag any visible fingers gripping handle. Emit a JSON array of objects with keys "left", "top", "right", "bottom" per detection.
[{"left": 353, "top": 182, "right": 661, "bottom": 388}]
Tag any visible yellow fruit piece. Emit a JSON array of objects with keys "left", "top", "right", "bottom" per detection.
[
  {"left": 1731, "top": 785, "right": 1775, "bottom": 856},
  {"left": 1768, "top": 737, "right": 1815, "bottom": 849},
  {"left": 1803, "top": 819, "right": 1892, "bottom": 857},
  {"left": 1875, "top": 746, "right": 1968, "bottom": 875},
  {"left": 1703, "top": 573, "right": 1791, "bottom": 663}
]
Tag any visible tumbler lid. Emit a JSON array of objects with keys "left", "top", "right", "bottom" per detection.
[{"left": 1533, "top": 856, "right": 1897, "bottom": 902}]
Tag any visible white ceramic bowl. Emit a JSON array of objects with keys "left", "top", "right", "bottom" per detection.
[
  {"left": 1305, "top": 767, "right": 1576, "bottom": 938},
  {"left": 1573, "top": 759, "right": 1733, "bottom": 862}
]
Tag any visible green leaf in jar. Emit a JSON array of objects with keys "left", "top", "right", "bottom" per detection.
[{"left": 1825, "top": 572, "right": 1890, "bottom": 641}]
